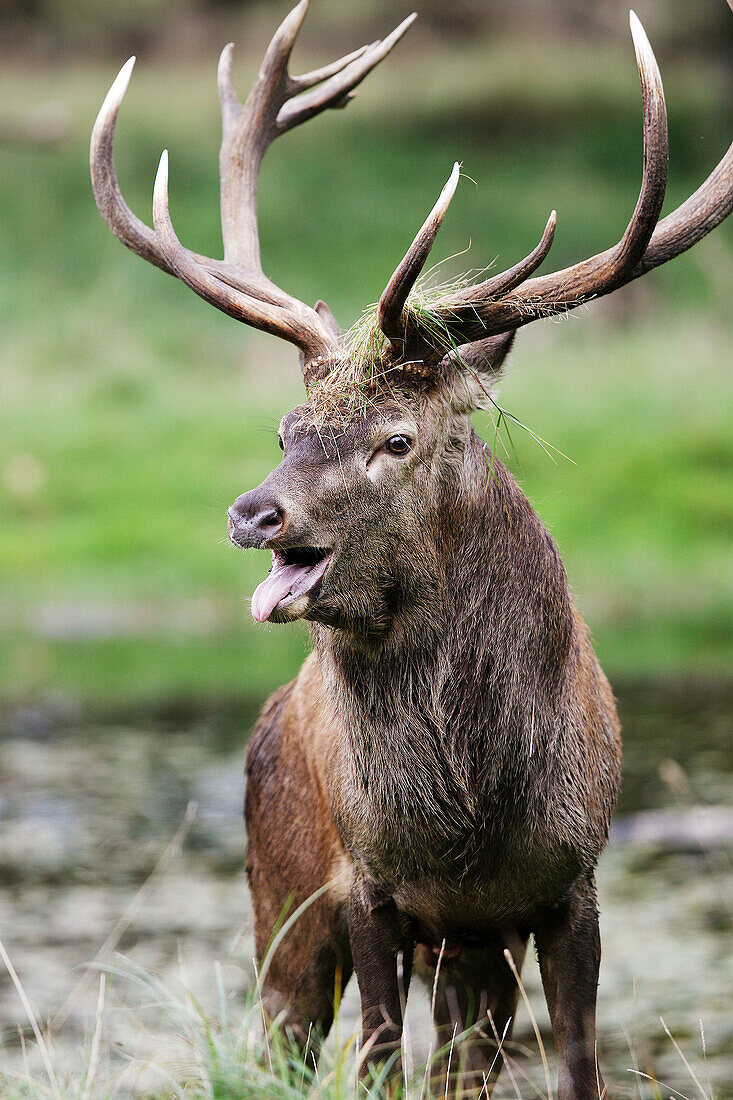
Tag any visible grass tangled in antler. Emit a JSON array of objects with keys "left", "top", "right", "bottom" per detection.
[{"left": 303, "top": 273, "right": 477, "bottom": 425}]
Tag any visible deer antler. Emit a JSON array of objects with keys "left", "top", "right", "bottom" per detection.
[
  {"left": 91, "top": 0, "right": 416, "bottom": 372},
  {"left": 379, "top": 11, "right": 732, "bottom": 356}
]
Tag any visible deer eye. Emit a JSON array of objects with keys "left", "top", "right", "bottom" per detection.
[{"left": 386, "top": 434, "right": 412, "bottom": 456}]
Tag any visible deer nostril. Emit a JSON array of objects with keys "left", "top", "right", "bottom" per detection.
[
  {"left": 228, "top": 498, "right": 284, "bottom": 537},
  {"left": 258, "top": 508, "right": 282, "bottom": 531}
]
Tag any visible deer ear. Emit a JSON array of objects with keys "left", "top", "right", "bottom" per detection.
[
  {"left": 314, "top": 300, "right": 343, "bottom": 341},
  {"left": 440, "top": 331, "right": 517, "bottom": 413},
  {"left": 452, "top": 331, "right": 516, "bottom": 378}
]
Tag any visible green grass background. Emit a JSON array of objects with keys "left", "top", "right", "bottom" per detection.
[{"left": 0, "top": 16, "right": 731, "bottom": 708}]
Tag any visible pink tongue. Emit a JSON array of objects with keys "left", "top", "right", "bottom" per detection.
[{"left": 251, "top": 558, "right": 309, "bottom": 622}]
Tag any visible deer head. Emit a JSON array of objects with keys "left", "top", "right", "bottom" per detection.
[{"left": 92, "top": 2, "right": 732, "bottom": 636}]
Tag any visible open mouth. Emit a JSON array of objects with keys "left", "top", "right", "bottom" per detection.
[{"left": 251, "top": 546, "right": 332, "bottom": 623}]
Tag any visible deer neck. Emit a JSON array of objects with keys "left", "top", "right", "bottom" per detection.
[{"left": 312, "top": 430, "right": 577, "bottom": 752}]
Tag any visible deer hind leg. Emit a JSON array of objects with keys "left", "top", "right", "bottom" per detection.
[
  {"left": 416, "top": 931, "right": 528, "bottom": 1099},
  {"left": 534, "top": 873, "right": 606, "bottom": 1100},
  {"left": 244, "top": 691, "right": 353, "bottom": 1061}
]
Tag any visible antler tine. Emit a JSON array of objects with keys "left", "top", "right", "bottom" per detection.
[
  {"left": 153, "top": 151, "right": 334, "bottom": 358},
  {"left": 291, "top": 44, "right": 372, "bottom": 93},
  {"left": 378, "top": 162, "right": 461, "bottom": 343},
  {"left": 609, "top": 11, "right": 669, "bottom": 274},
  {"left": 217, "top": 0, "right": 311, "bottom": 270},
  {"left": 503, "top": 12, "right": 668, "bottom": 307},
  {"left": 217, "top": 42, "right": 241, "bottom": 133},
  {"left": 451, "top": 211, "right": 557, "bottom": 307},
  {"left": 90, "top": 57, "right": 173, "bottom": 275},
  {"left": 277, "top": 14, "right": 418, "bottom": 133},
  {"left": 216, "top": 0, "right": 321, "bottom": 133}
]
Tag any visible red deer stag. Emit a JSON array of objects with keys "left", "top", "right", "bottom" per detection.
[{"left": 91, "top": 3, "right": 732, "bottom": 1097}]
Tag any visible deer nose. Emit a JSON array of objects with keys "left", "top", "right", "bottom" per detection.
[{"left": 228, "top": 495, "right": 284, "bottom": 546}]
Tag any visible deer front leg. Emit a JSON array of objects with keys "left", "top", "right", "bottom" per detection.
[
  {"left": 534, "top": 874, "right": 606, "bottom": 1100},
  {"left": 349, "top": 876, "right": 415, "bottom": 1085}
]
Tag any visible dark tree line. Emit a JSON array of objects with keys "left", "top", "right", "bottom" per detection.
[{"left": 2, "top": 0, "right": 731, "bottom": 64}]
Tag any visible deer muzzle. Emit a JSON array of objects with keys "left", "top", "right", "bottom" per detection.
[
  {"left": 228, "top": 490, "right": 333, "bottom": 623},
  {"left": 228, "top": 494, "right": 284, "bottom": 550}
]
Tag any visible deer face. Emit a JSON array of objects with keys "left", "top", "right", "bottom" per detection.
[{"left": 227, "top": 390, "right": 464, "bottom": 632}]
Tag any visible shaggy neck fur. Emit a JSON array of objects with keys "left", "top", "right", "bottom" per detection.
[{"left": 310, "top": 428, "right": 606, "bottom": 886}]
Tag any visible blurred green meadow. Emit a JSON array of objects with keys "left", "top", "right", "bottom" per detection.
[{"left": 0, "top": 8, "right": 731, "bottom": 711}]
